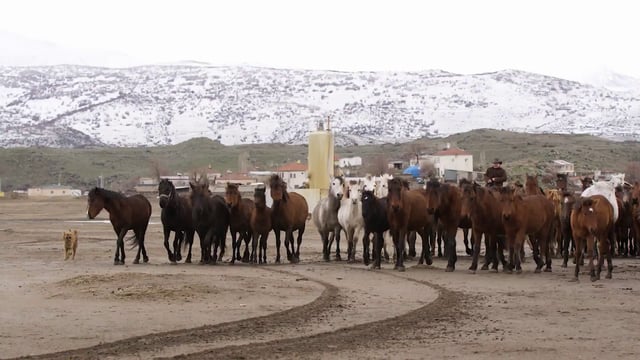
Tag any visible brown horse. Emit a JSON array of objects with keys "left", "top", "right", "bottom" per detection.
[
  {"left": 556, "top": 173, "right": 568, "bottom": 192},
  {"left": 498, "top": 187, "right": 554, "bottom": 273},
  {"left": 87, "top": 187, "right": 152, "bottom": 265},
  {"left": 190, "top": 181, "right": 230, "bottom": 264},
  {"left": 525, "top": 174, "right": 545, "bottom": 195},
  {"left": 581, "top": 177, "right": 594, "bottom": 190},
  {"left": 545, "top": 189, "right": 563, "bottom": 257},
  {"left": 386, "top": 178, "right": 433, "bottom": 271},
  {"left": 269, "top": 174, "right": 309, "bottom": 263},
  {"left": 560, "top": 190, "right": 576, "bottom": 267},
  {"left": 460, "top": 183, "right": 507, "bottom": 273},
  {"left": 425, "top": 180, "right": 462, "bottom": 271},
  {"left": 225, "top": 183, "right": 256, "bottom": 264},
  {"left": 250, "top": 185, "right": 272, "bottom": 264},
  {"left": 570, "top": 195, "right": 615, "bottom": 281},
  {"left": 631, "top": 182, "right": 640, "bottom": 257}
]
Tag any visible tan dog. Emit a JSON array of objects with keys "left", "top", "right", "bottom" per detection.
[{"left": 63, "top": 229, "right": 78, "bottom": 260}]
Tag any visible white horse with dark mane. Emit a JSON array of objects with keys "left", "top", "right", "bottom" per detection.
[
  {"left": 338, "top": 181, "right": 365, "bottom": 263},
  {"left": 312, "top": 176, "right": 345, "bottom": 261}
]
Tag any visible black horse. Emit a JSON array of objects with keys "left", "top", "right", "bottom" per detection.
[
  {"left": 361, "top": 189, "right": 390, "bottom": 268},
  {"left": 158, "top": 179, "right": 195, "bottom": 263},
  {"left": 87, "top": 187, "right": 152, "bottom": 265},
  {"left": 190, "top": 181, "right": 230, "bottom": 264}
]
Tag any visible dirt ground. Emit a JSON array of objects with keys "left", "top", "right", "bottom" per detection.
[{"left": 1, "top": 197, "right": 640, "bottom": 360}]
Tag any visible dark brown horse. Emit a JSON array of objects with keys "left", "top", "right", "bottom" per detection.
[
  {"left": 425, "top": 180, "right": 461, "bottom": 272},
  {"left": 460, "top": 183, "right": 507, "bottom": 273},
  {"left": 250, "top": 185, "right": 272, "bottom": 264},
  {"left": 190, "top": 181, "right": 230, "bottom": 264},
  {"left": 225, "top": 183, "right": 255, "bottom": 264},
  {"left": 560, "top": 190, "right": 577, "bottom": 267},
  {"left": 498, "top": 187, "right": 555, "bottom": 273},
  {"left": 631, "top": 182, "right": 640, "bottom": 257},
  {"left": 269, "top": 174, "right": 308, "bottom": 263},
  {"left": 581, "top": 177, "right": 594, "bottom": 190},
  {"left": 87, "top": 187, "right": 152, "bottom": 265},
  {"left": 570, "top": 195, "right": 615, "bottom": 281},
  {"left": 386, "top": 178, "right": 433, "bottom": 271},
  {"left": 158, "top": 179, "right": 195, "bottom": 263}
]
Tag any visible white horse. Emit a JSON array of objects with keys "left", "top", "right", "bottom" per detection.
[
  {"left": 375, "top": 173, "right": 393, "bottom": 198},
  {"left": 338, "top": 181, "right": 365, "bottom": 263},
  {"left": 312, "top": 176, "right": 345, "bottom": 261},
  {"left": 581, "top": 180, "right": 619, "bottom": 222}
]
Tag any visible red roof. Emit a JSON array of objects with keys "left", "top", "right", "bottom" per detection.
[
  {"left": 276, "top": 162, "right": 308, "bottom": 172},
  {"left": 217, "top": 173, "right": 255, "bottom": 181},
  {"left": 432, "top": 148, "right": 471, "bottom": 156}
]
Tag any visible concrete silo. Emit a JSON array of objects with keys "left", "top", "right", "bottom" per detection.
[{"left": 307, "top": 126, "right": 334, "bottom": 192}]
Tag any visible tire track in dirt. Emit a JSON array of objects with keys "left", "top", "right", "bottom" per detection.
[
  {"left": 13, "top": 268, "right": 343, "bottom": 360},
  {"left": 162, "top": 266, "right": 473, "bottom": 359}
]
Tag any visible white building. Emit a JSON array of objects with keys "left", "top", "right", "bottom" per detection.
[
  {"left": 275, "top": 162, "right": 308, "bottom": 190},
  {"left": 550, "top": 160, "right": 575, "bottom": 176},
  {"left": 419, "top": 148, "right": 473, "bottom": 178},
  {"left": 337, "top": 156, "right": 363, "bottom": 168},
  {"left": 28, "top": 185, "right": 81, "bottom": 198}
]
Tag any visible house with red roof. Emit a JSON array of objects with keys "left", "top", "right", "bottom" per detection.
[
  {"left": 419, "top": 146, "right": 473, "bottom": 180},
  {"left": 275, "top": 161, "right": 308, "bottom": 190}
]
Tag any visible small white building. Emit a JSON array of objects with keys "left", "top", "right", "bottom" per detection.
[
  {"left": 337, "top": 156, "right": 363, "bottom": 168},
  {"left": 28, "top": 185, "right": 81, "bottom": 198},
  {"left": 551, "top": 160, "right": 575, "bottom": 176},
  {"left": 275, "top": 162, "right": 308, "bottom": 190},
  {"left": 419, "top": 148, "right": 473, "bottom": 178}
]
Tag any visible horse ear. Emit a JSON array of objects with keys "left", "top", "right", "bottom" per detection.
[{"left": 189, "top": 182, "right": 196, "bottom": 191}]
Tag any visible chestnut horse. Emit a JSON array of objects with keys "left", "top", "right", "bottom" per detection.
[
  {"left": 87, "top": 187, "right": 152, "bottom": 265},
  {"left": 545, "top": 189, "right": 563, "bottom": 258},
  {"left": 460, "top": 183, "right": 507, "bottom": 273},
  {"left": 525, "top": 174, "right": 545, "bottom": 196},
  {"left": 158, "top": 179, "right": 195, "bottom": 263},
  {"left": 269, "top": 174, "right": 309, "bottom": 263},
  {"left": 250, "top": 185, "right": 272, "bottom": 264},
  {"left": 560, "top": 190, "right": 576, "bottom": 267},
  {"left": 386, "top": 178, "right": 433, "bottom": 271},
  {"left": 425, "top": 180, "right": 462, "bottom": 272},
  {"left": 225, "top": 183, "right": 256, "bottom": 264},
  {"left": 570, "top": 195, "right": 615, "bottom": 282},
  {"left": 498, "top": 187, "right": 554, "bottom": 273}
]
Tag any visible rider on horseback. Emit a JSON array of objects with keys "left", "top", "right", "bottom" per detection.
[{"left": 485, "top": 158, "right": 507, "bottom": 188}]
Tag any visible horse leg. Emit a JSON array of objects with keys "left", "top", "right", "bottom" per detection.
[
  {"left": 163, "top": 227, "right": 175, "bottom": 263},
  {"left": 469, "top": 229, "right": 483, "bottom": 273},
  {"left": 296, "top": 226, "right": 305, "bottom": 260},
  {"left": 322, "top": 231, "right": 330, "bottom": 262},
  {"left": 587, "top": 235, "right": 597, "bottom": 282},
  {"left": 173, "top": 231, "right": 183, "bottom": 262},
  {"left": 334, "top": 228, "right": 342, "bottom": 261},
  {"left": 419, "top": 228, "right": 433, "bottom": 266},
  {"left": 185, "top": 230, "right": 194, "bottom": 263},
  {"left": 562, "top": 222, "right": 571, "bottom": 268},
  {"left": 229, "top": 231, "right": 238, "bottom": 264},
  {"left": 114, "top": 228, "right": 126, "bottom": 265},
  {"left": 394, "top": 229, "right": 406, "bottom": 272},
  {"left": 139, "top": 226, "right": 149, "bottom": 263},
  {"left": 605, "top": 236, "right": 613, "bottom": 279},
  {"left": 571, "top": 235, "right": 583, "bottom": 282},
  {"left": 242, "top": 231, "right": 251, "bottom": 263},
  {"left": 463, "top": 227, "right": 473, "bottom": 256},
  {"left": 596, "top": 235, "right": 607, "bottom": 281},
  {"left": 445, "top": 225, "right": 458, "bottom": 272},
  {"left": 436, "top": 227, "right": 443, "bottom": 258},
  {"left": 407, "top": 231, "right": 417, "bottom": 259},
  {"left": 372, "top": 232, "right": 383, "bottom": 269},
  {"left": 362, "top": 230, "right": 370, "bottom": 266},
  {"left": 346, "top": 228, "right": 355, "bottom": 263},
  {"left": 274, "top": 230, "right": 282, "bottom": 263}
]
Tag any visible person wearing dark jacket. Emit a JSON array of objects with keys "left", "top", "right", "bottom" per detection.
[{"left": 485, "top": 158, "right": 507, "bottom": 187}]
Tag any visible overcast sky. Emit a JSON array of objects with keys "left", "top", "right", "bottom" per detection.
[{"left": 1, "top": 0, "right": 639, "bottom": 82}]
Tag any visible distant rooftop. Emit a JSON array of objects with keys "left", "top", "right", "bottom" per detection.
[
  {"left": 276, "top": 162, "right": 308, "bottom": 172},
  {"left": 432, "top": 148, "right": 471, "bottom": 156}
]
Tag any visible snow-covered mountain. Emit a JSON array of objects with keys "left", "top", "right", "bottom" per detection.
[{"left": 1, "top": 65, "right": 639, "bottom": 148}]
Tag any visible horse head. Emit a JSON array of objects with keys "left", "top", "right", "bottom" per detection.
[
  {"left": 253, "top": 185, "right": 267, "bottom": 208},
  {"left": 362, "top": 175, "right": 376, "bottom": 193},
  {"left": 387, "top": 178, "right": 405, "bottom": 213},
  {"left": 498, "top": 186, "right": 521, "bottom": 221},
  {"left": 347, "top": 182, "right": 362, "bottom": 205},
  {"left": 269, "top": 174, "right": 288, "bottom": 202},
  {"left": 424, "top": 179, "right": 443, "bottom": 215},
  {"left": 158, "top": 178, "right": 175, "bottom": 209},
  {"left": 225, "top": 183, "right": 241, "bottom": 209},
  {"left": 581, "top": 177, "right": 594, "bottom": 190},
  {"left": 330, "top": 176, "right": 345, "bottom": 200},
  {"left": 87, "top": 187, "right": 105, "bottom": 219}
]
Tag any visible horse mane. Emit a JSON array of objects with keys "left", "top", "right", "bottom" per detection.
[
  {"left": 226, "top": 182, "right": 240, "bottom": 191},
  {"left": 269, "top": 174, "right": 283, "bottom": 188},
  {"left": 90, "top": 187, "right": 125, "bottom": 201}
]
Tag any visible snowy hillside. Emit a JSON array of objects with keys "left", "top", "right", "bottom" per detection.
[{"left": 0, "top": 65, "right": 639, "bottom": 148}]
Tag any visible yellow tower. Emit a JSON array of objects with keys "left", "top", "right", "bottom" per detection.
[{"left": 307, "top": 120, "right": 334, "bottom": 192}]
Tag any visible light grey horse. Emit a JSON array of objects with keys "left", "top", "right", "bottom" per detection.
[{"left": 312, "top": 176, "right": 345, "bottom": 261}]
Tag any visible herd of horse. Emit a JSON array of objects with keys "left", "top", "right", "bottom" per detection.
[{"left": 85, "top": 172, "right": 640, "bottom": 282}]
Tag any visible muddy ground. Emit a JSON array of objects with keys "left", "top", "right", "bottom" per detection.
[{"left": 1, "top": 197, "right": 639, "bottom": 359}]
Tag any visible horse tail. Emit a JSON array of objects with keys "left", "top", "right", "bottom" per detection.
[
  {"left": 181, "top": 231, "right": 190, "bottom": 252},
  {"left": 126, "top": 234, "right": 140, "bottom": 249}
]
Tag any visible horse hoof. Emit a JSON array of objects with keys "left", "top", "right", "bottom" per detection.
[
  {"left": 426, "top": 258, "right": 433, "bottom": 266},
  {"left": 335, "top": 255, "right": 342, "bottom": 261},
  {"left": 465, "top": 249, "right": 473, "bottom": 256},
  {"left": 561, "top": 263, "right": 567, "bottom": 268},
  {"left": 445, "top": 266, "right": 455, "bottom": 272},
  {"left": 516, "top": 269, "right": 523, "bottom": 274},
  {"left": 491, "top": 268, "right": 499, "bottom": 273},
  {"left": 605, "top": 273, "right": 612, "bottom": 279},
  {"left": 396, "top": 265, "right": 405, "bottom": 272},
  {"left": 168, "top": 254, "right": 175, "bottom": 262},
  {"left": 113, "top": 260, "right": 121, "bottom": 266},
  {"left": 143, "top": 257, "right": 149, "bottom": 263},
  {"left": 534, "top": 268, "right": 541, "bottom": 274},
  {"left": 133, "top": 259, "right": 140, "bottom": 264},
  {"left": 544, "top": 267, "right": 552, "bottom": 273},
  {"left": 186, "top": 258, "right": 192, "bottom": 264},
  {"left": 590, "top": 276, "right": 598, "bottom": 282},
  {"left": 480, "top": 264, "right": 489, "bottom": 271},
  {"left": 175, "top": 255, "right": 182, "bottom": 262},
  {"left": 437, "top": 253, "right": 443, "bottom": 258},
  {"left": 469, "top": 269, "right": 477, "bottom": 274},
  {"left": 568, "top": 277, "right": 579, "bottom": 283}
]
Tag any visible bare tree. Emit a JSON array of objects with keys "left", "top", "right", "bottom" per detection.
[
  {"left": 149, "top": 158, "right": 169, "bottom": 181},
  {"left": 406, "top": 142, "right": 424, "bottom": 165},
  {"left": 626, "top": 161, "right": 640, "bottom": 183},
  {"left": 420, "top": 161, "right": 436, "bottom": 178},
  {"left": 365, "top": 154, "right": 388, "bottom": 176}
]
